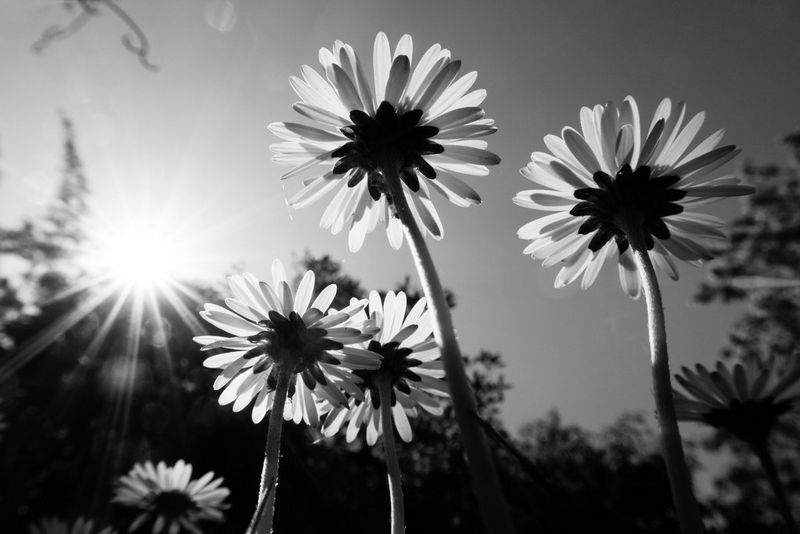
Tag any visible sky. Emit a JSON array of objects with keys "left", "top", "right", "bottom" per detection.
[{"left": 1, "top": 0, "right": 799, "bottom": 441}]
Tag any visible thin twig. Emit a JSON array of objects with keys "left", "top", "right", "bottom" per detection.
[{"left": 32, "top": 0, "right": 157, "bottom": 71}]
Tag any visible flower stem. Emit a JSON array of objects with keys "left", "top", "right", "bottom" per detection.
[
  {"left": 248, "top": 364, "right": 291, "bottom": 534},
  {"left": 380, "top": 162, "right": 515, "bottom": 534},
  {"left": 752, "top": 438, "right": 800, "bottom": 534},
  {"left": 629, "top": 235, "right": 704, "bottom": 534},
  {"left": 379, "top": 380, "right": 405, "bottom": 534}
]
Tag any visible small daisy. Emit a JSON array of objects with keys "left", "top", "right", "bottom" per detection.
[
  {"left": 321, "top": 291, "right": 449, "bottom": 445},
  {"left": 269, "top": 32, "right": 499, "bottom": 251},
  {"left": 28, "top": 517, "right": 116, "bottom": 534},
  {"left": 193, "top": 260, "right": 379, "bottom": 426},
  {"left": 673, "top": 359, "right": 800, "bottom": 445},
  {"left": 674, "top": 358, "right": 800, "bottom": 530},
  {"left": 112, "top": 460, "right": 228, "bottom": 534},
  {"left": 321, "top": 291, "right": 448, "bottom": 534},
  {"left": 514, "top": 96, "right": 754, "bottom": 297}
]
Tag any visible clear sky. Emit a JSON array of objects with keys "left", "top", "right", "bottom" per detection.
[{"left": 1, "top": 0, "right": 799, "bottom": 436}]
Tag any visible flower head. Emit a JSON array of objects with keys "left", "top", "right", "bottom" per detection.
[
  {"left": 28, "top": 517, "right": 115, "bottom": 534},
  {"left": 269, "top": 32, "right": 499, "bottom": 251},
  {"left": 673, "top": 358, "right": 800, "bottom": 445},
  {"left": 112, "top": 460, "right": 229, "bottom": 534},
  {"left": 194, "top": 260, "right": 379, "bottom": 426},
  {"left": 515, "top": 97, "right": 754, "bottom": 297},
  {"left": 321, "top": 291, "right": 449, "bottom": 445}
]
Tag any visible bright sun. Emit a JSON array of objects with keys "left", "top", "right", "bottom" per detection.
[
  {"left": 83, "top": 211, "right": 191, "bottom": 292},
  {"left": 95, "top": 228, "right": 178, "bottom": 288}
]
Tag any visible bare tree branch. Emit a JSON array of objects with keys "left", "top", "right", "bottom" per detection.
[{"left": 32, "top": 0, "right": 157, "bottom": 72}]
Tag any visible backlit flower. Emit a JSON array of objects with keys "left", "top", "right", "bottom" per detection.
[
  {"left": 673, "top": 358, "right": 800, "bottom": 444},
  {"left": 321, "top": 291, "right": 448, "bottom": 445},
  {"left": 194, "top": 260, "right": 379, "bottom": 425},
  {"left": 515, "top": 96, "right": 754, "bottom": 297},
  {"left": 28, "top": 517, "right": 115, "bottom": 534},
  {"left": 112, "top": 460, "right": 228, "bottom": 534},
  {"left": 269, "top": 32, "right": 499, "bottom": 251}
]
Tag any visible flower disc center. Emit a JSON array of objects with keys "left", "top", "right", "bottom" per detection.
[
  {"left": 331, "top": 101, "right": 443, "bottom": 200},
  {"left": 570, "top": 164, "right": 687, "bottom": 252},
  {"left": 151, "top": 490, "right": 196, "bottom": 516},
  {"left": 356, "top": 339, "right": 419, "bottom": 407},
  {"left": 706, "top": 398, "right": 792, "bottom": 444},
  {"left": 249, "top": 311, "right": 342, "bottom": 379}
]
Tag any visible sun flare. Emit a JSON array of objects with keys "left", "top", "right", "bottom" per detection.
[
  {"left": 82, "top": 212, "right": 192, "bottom": 292},
  {"left": 92, "top": 227, "right": 178, "bottom": 289}
]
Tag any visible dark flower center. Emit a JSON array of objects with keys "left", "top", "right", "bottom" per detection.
[
  {"left": 355, "top": 339, "right": 420, "bottom": 408},
  {"left": 331, "top": 101, "right": 443, "bottom": 201},
  {"left": 246, "top": 310, "right": 343, "bottom": 395},
  {"left": 570, "top": 164, "right": 686, "bottom": 253},
  {"left": 704, "top": 398, "right": 792, "bottom": 445},
  {"left": 151, "top": 490, "right": 196, "bottom": 516}
]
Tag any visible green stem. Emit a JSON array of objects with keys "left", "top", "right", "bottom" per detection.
[
  {"left": 379, "top": 380, "right": 405, "bottom": 534},
  {"left": 629, "top": 234, "right": 704, "bottom": 534},
  {"left": 380, "top": 162, "right": 515, "bottom": 534},
  {"left": 247, "top": 364, "right": 291, "bottom": 534},
  {"left": 752, "top": 439, "right": 800, "bottom": 534}
]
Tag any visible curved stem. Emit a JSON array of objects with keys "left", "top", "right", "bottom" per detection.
[
  {"left": 247, "top": 364, "right": 291, "bottom": 534},
  {"left": 379, "top": 380, "right": 405, "bottom": 534},
  {"left": 380, "top": 163, "right": 515, "bottom": 534},
  {"left": 752, "top": 439, "right": 799, "bottom": 534},
  {"left": 629, "top": 234, "right": 704, "bottom": 534}
]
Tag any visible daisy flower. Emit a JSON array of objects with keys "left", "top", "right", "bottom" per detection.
[
  {"left": 28, "top": 517, "right": 115, "bottom": 534},
  {"left": 321, "top": 291, "right": 448, "bottom": 534},
  {"left": 673, "top": 358, "right": 800, "bottom": 445},
  {"left": 514, "top": 96, "right": 754, "bottom": 297},
  {"left": 321, "top": 291, "right": 449, "bottom": 445},
  {"left": 193, "top": 260, "right": 379, "bottom": 426},
  {"left": 269, "top": 31, "right": 499, "bottom": 251},
  {"left": 112, "top": 460, "right": 228, "bottom": 534},
  {"left": 674, "top": 358, "right": 800, "bottom": 530}
]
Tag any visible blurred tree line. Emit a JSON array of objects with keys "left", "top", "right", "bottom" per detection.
[{"left": 0, "top": 116, "right": 795, "bottom": 533}]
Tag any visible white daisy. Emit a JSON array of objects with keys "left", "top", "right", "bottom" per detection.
[
  {"left": 674, "top": 358, "right": 800, "bottom": 444},
  {"left": 514, "top": 96, "right": 754, "bottom": 297},
  {"left": 269, "top": 32, "right": 499, "bottom": 251},
  {"left": 321, "top": 291, "right": 449, "bottom": 445},
  {"left": 194, "top": 260, "right": 379, "bottom": 426},
  {"left": 112, "top": 460, "right": 228, "bottom": 534},
  {"left": 28, "top": 517, "right": 116, "bottom": 534}
]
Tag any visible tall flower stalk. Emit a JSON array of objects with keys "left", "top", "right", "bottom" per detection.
[
  {"left": 270, "top": 33, "right": 513, "bottom": 532},
  {"left": 379, "top": 378, "right": 405, "bottom": 534},
  {"left": 194, "top": 263, "right": 378, "bottom": 533},
  {"left": 379, "top": 163, "right": 512, "bottom": 532},
  {"left": 514, "top": 96, "right": 755, "bottom": 534},
  {"left": 628, "top": 227, "right": 703, "bottom": 533},
  {"left": 674, "top": 359, "right": 800, "bottom": 532}
]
